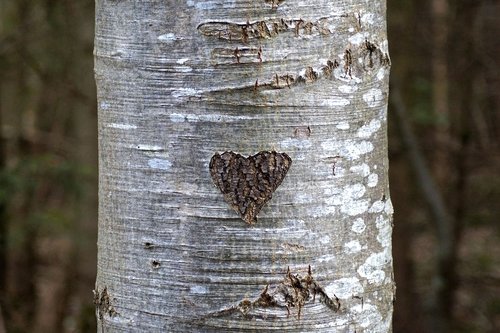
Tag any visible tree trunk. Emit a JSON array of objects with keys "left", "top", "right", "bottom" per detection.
[{"left": 95, "top": 1, "right": 393, "bottom": 332}]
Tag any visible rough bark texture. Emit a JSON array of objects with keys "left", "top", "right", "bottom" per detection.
[
  {"left": 209, "top": 151, "right": 292, "bottom": 224},
  {"left": 95, "top": 0, "right": 393, "bottom": 332}
]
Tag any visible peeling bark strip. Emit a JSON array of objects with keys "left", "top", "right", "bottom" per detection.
[
  {"left": 209, "top": 151, "right": 292, "bottom": 224},
  {"left": 206, "top": 266, "right": 340, "bottom": 320}
]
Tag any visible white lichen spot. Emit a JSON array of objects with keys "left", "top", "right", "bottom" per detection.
[
  {"left": 363, "top": 88, "right": 384, "bottom": 108},
  {"left": 336, "top": 121, "right": 350, "bottom": 130},
  {"left": 345, "top": 240, "right": 362, "bottom": 254},
  {"left": 172, "top": 88, "right": 201, "bottom": 98},
  {"left": 380, "top": 39, "right": 389, "bottom": 54},
  {"left": 170, "top": 112, "right": 254, "bottom": 123},
  {"left": 193, "top": 0, "right": 236, "bottom": 9},
  {"left": 319, "top": 235, "right": 331, "bottom": 245},
  {"left": 377, "top": 106, "right": 388, "bottom": 121},
  {"left": 158, "top": 33, "right": 181, "bottom": 43},
  {"left": 368, "top": 200, "right": 385, "bottom": 213},
  {"left": 343, "top": 140, "right": 374, "bottom": 160},
  {"left": 324, "top": 195, "right": 341, "bottom": 206},
  {"left": 174, "top": 66, "right": 192, "bottom": 73},
  {"left": 323, "top": 186, "right": 342, "bottom": 196},
  {"left": 195, "top": 1, "right": 217, "bottom": 9},
  {"left": 361, "top": 13, "right": 375, "bottom": 25},
  {"left": 350, "top": 163, "right": 370, "bottom": 177},
  {"left": 108, "top": 123, "right": 137, "bottom": 130},
  {"left": 352, "top": 218, "right": 366, "bottom": 234},
  {"left": 385, "top": 198, "right": 394, "bottom": 214},
  {"left": 148, "top": 158, "right": 172, "bottom": 170},
  {"left": 338, "top": 85, "right": 358, "bottom": 94},
  {"left": 333, "top": 165, "right": 346, "bottom": 177},
  {"left": 309, "top": 204, "right": 336, "bottom": 218},
  {"left": 170, "top": 113, "right": 185, "bottom": 123},
  {"left": 110, "top": 49, "right": 125, "bottom": 57},
  {"left": 377, "top": 68, "right": 386, "bottom": 81},
  {"left": 325, "top": 20, "right": 338, "bottom": 32},
  {"left": 293, "top": 192, "right": 314, "bottom": 204},
  {"left": 340, "top": 184, "right": 369, "bottom": 216},
  {"left": 325, "top": 277, "right": 364, "bottom": 299},
  {"left": 317, "top": 254, "right": 336, "bottom": 263},
  {"left": 176, "top": 58, "right": 189, "bottom": 64},
  {"left": 341, "top": 199, "right": 370, "bottom": 216},
  {"left": 376, "top": 215, "right": 392, "bottom": 246},
  {"left": 318, "top": 58, "right": 330, "bottom": 66},
  {"left": 351, "top": 304, "right": 384, "bottom": 331},
  {"left": 280, "top": 138, "right": 312, "bottom": 150},
  {"left": 137, "top": 144, "right": 163, "bottom": 151},
  {"left": 320, "top": 139, "right": 339, "bottom": 152},
  {"left": 326, "top": 96, "right": 350, "bottom": 107},
  {"left": 343, "top": 184, "right": 366, "bottom": 199},
  {"left": 375, "top": 215, "right": 387, "bottom": 229},
  {"left": 283, "top": 219, "right": 306, "bottom": 229},
  {"left": 367, "top": 173, "right": 378, "bottom": 187},
  {"left": 190, "top": 285, "right": 208, "bottom": 294},
  {"left": 348, "top": 32, "right": 367, "bottom": 45},
  {"left": 357, "top": 119, "right": 381, "bottom": 138},
  {"left": 321, "top": 139, "right": 373, "bottom": 160},
  {"left": 358, "top": 250, "right": 390, "bottom": 284}
]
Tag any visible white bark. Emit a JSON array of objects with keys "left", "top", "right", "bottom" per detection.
[{"left": 95, "top": 0, "right": 393, "bottom": 332}]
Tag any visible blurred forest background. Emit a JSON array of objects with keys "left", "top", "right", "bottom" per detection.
[{"left": 0, "top": 1, "right": 498, "bottom": 332}]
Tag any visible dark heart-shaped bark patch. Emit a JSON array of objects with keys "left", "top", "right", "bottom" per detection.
[{"left": 209, "top": 151, "right": 292, "bottom": 224}]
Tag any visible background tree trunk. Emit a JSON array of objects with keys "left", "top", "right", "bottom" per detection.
[{"left": 95, "top": 0, "right": 393, "bottom": 332}]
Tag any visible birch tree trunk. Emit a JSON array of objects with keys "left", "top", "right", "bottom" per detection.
[{"left": 94, "top": 0, "right": 394, "bottom": 332}]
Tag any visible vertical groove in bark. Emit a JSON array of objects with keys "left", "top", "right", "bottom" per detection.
[{"left": 95, "top": 1, "right": 393, "bottom": 331}]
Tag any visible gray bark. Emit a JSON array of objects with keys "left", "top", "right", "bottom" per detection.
[{"left": 95, "top": 0, "right": 393, "bottom": 332}]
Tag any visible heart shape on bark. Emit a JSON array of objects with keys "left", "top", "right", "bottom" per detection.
[{"left": 209, "top": 151, "right": 292, "bottom": 224}]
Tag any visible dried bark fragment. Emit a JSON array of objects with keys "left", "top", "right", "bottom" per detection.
[
  {"left": 264, "top": 0, "right": 286, "bottom": 9},
  {"left": 304, "top": 66, "right": 318, "bottom": 83},
  {"left": 209, "top": 151, "right": 292, "bottom": 224},
  {"left": 344, "top": 48, "right": 353, "bottom": 77},
  {"left": 93, "top": 287, "right": 117, "bottom": 321}
]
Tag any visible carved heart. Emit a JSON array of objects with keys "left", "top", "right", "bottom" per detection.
[{"left": 209, "top": 151, "right": 292, "bottom": 224}]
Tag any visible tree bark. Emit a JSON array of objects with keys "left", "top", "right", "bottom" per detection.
[{"left": 95, "top": 0, "right": 393, "bottom": 332}]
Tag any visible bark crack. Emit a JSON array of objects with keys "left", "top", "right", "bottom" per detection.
[
  {"left": 203, "top": 266, "right": 340, "bottom": 321},
  {"left": 93, "top": 286, "right": 117, "bottom": 328}
]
